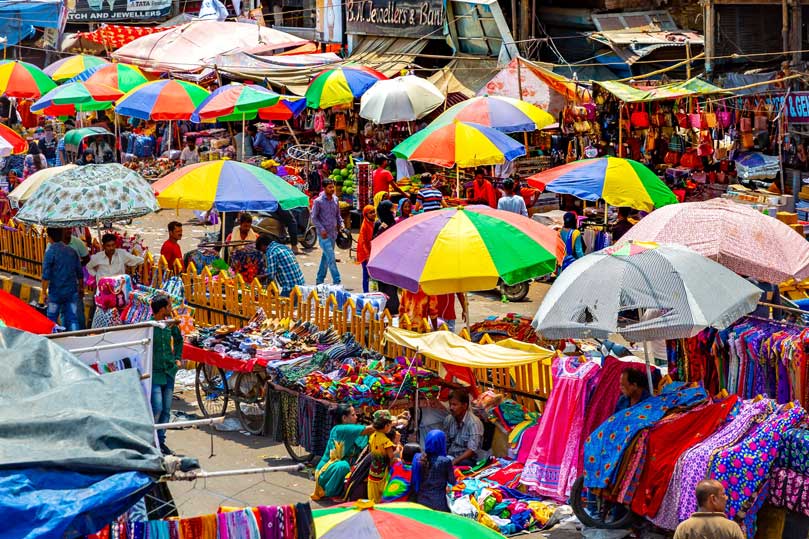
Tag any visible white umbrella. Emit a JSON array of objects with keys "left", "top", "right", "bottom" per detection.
[
  {"left": 8, "top": 165, "right": 78, "bottom": 209},
  {"left": 360, "top": 75, "right": 445, "bottom": 124}
]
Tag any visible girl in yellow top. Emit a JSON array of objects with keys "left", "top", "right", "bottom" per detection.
[{"left": 367, "top": 409, "right": 400, "bottom": 503}]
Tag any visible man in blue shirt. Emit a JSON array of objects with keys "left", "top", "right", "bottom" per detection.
[
  {"left": 255, "top": 234, "right": 305, "bottom": 296},
  {"left": 41, "top": 227, "right": 84, "bottom": 331},
  {"left": 248, "top": 124, "right": 278, "bottom": 157}
]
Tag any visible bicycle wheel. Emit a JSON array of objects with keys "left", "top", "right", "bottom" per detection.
[
  {"left": 195, "top": 364, "right": 229, "bottom": 418},
  {"left": 233, "top": 371, "right": 267, "bottom": 435},
  {"left": 570, "top": 475, "right": 638, "bottom": 529},
  {"left": 280, "top": 395, "right": 314, "bottom": 463}
]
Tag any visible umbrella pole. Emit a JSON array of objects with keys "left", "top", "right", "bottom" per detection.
[
  {"left": 285, "top": 120, "right": 300, "bottom": 145},
  {"left": 464, "top": 292, "right": 470, "bottom": 333},
  {"left": 241, "top": 113, "right": 246, "bottom": 161},
  {"left": 167, "top": 120, "right": 172, "bottom": 158},
  {"left": 114, "top": 112, "right": 119, "bottom": 163},
  {"left": 456, "top": 166, "right": 460, "bottom": 199},
  {"left": 643, "top": 341, "right": 654, "bottom": 394},
  {"left": 604, "top": 202, "right": 609, "bottom": 225}
]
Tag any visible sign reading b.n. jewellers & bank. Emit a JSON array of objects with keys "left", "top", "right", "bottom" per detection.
[
  {"left": 67, "top": 0, "right": 172, "bottom": 22},
  {"left": 345, "top": 0, "right": 445, "bottom": 37}
]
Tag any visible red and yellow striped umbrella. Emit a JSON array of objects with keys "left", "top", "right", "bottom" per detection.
[{"left": 0, "top": 61, "right": 57, "bottom": 99}]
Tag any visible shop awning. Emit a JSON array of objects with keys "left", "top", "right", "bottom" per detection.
[
  {"left": 595, "top": 77, "right": 726, "bottom": 103},
  {"left": 0, "top": 0, "right": 63, "bottom": 47},
  {"left": 428, "top": 57, "right": 500, "bottom": 98},
  {"left": 348, "top": 36, "right": 428, "bottom": 76},
  {"left": 384, "top": 327, "right": 554, "bottom": 368}
]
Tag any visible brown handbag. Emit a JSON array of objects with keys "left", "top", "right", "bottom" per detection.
[
  {"left": 754, "top": 99, "right": 769, "bottom": 131},
  {"left": 704, "top": 101, "right": 718, "bottom": 129}
]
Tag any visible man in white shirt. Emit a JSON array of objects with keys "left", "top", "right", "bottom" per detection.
[
  {"left": 87, "top": 233, "right": 144, "bottom": 278},
  {"left": 180, "top": 137, "right": 200, "bottom": 165}
]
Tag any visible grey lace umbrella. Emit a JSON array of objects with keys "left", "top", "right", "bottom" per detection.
[
  {"left": 533, "top": 241, "right": 762, "bottom": 389},
  {"left": 14, "top": 163, "right": 158, "bottom": 227}
]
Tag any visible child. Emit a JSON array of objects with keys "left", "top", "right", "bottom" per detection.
[
  {"left": 150, "top": 295, "right": 183, "bottom": 455},
  {"left": 367, "top": 409, "right": 400, "bottom": 503},
  {"left": 382, "top": 443, "right": 420, "bottom": 503},
  {"left": 411, "top": 429, "right": 455, "bottom": 512}
]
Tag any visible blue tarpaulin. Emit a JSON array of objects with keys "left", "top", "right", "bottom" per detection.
[{"left": 0, "top": 0, "right": 63, "bottom": 47}]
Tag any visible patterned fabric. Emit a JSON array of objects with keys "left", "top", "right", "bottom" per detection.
[
  {"left": 709, "top": 403, "right": 806, "bottom": 520},
  {"left": 76, "top": 24, "right": 179, "bottom": 49},
  {"left": 381, "top": 460, "right": 413, "bottom": 502},
  {"left": 583, "top": 382, "right": 707, "bottom": 489},
  {"left": 521, "top": 356, "right": 600, "bottom": 501},
  {"left": 777, "top": 428, "right": 809, "bottom": 475},
  {"left": 650, "top": 398, "right": 772, "bottom": 530},
  {"left": 15, "top": 164, "right": 158, "bottom": 227},
  {"left": 368, "top": 430, "right": 394, "bottom": 502},
  {"left": 230, "top": 247, "right": 266, "bottom": 284},
  {"left": 265, "top": 242, "right": 304, "bottom": 296},
  {"left": 769, "top": 467, "right": 809, "bottom": 517}
]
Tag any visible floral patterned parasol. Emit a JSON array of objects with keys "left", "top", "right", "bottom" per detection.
[{"left": 15, "top": 164, "right": 158, "bottom": 227}]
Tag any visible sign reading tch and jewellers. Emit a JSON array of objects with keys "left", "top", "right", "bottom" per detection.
[
  {"left": 67, "top": 0, "right": 173, "bottom": 22},
  {"left": 345, "top": 0, "right": 445, "bottom": 37}
]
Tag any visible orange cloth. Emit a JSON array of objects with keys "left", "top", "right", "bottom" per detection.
[
  {"left": 356, "top": 205, "right": 375, "bottom": 264},
  {"left": 399, "top": 287, "right": 438, "bottom": 330}
]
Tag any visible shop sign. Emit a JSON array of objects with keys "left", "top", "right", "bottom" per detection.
[
  {"left": 67, "top": 0, "right": 172, "bottom": 22},
  {"left": 768, "top": 93, "right": 809, "bottom": 124},
  {"left": 345, "top": 0, "right": 445, "bottom": 37}
]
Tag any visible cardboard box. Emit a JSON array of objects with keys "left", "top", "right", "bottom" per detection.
[
  {"left": 777, "top": 212, "right": 799, "bottom": 225},
  {"left": 792, "top": 223, "right": 805, "bottom": 235}
]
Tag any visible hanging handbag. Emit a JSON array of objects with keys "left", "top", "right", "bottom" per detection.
[
  {"left": 630, "top": 103, "right": 650, "bottom": 129},
  {"left": 646, "top": 129, "right": 657, "bottom": 152},
  {"left": 741, "top": 131, "right": 755, "bottom": 149},
  {"left": 668, "top": 133, "right": 685, "bottom": 152},
  {"left": 754, "top": 99, "right": 770, "bottom": 131},
  {"left": 675, "top": 101, "right": 690, "bottom": 128},
  {"left": 680, "top": 148, "right": 702, "bottom": 168},
  {"left": 664, "top": 150, "right": 680, "bottom": 165},
  {"left": 740, "top": 99, "right": 753, "bottom": 132},
  {"left": 717, "top": 101, "right": 733, "bottom": 129},
  {"left": 697, "top": 132, "right": 714, "bottom": 157},
  {"left": 689, "top": 100, "right": 704, "bottom": 130},
  {"left": 704, "top": 101, "right": 718, "bottom": 129}
]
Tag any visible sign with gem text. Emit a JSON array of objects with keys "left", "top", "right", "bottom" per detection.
[
  {"left": 767, "top": 93, "right": 809, "bottom": 124},
  {"left": 345, "top": 0, "right": 445, "bottom": 37}
]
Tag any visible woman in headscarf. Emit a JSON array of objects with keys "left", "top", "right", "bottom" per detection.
[
  {"left": 372, "top": 191, "right": 389, "bottom": 212},
  {"left": 23, "top": 142, "right": 47, "bottom": 180},
  {"left": 356, "top": 204, "right": 376, "bottom": 293},
  {"left": 396, "top": 198, "right": 412, "bottom": 223},
  {"left": 311, "top": 404, "right": 373, "bottom": 501},
  {"left": 560, "top": 211, "right": 585, "bottom": 271},
  {"left": 411, "top": 429, "right": 455, "bottom": 512},
  {"left": 373, "top": 199, "right": 399, "bottom": 313}
]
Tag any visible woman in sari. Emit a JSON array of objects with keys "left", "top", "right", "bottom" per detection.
[{"left": 312, "top": 404, "right": 374, "bottom": 500}]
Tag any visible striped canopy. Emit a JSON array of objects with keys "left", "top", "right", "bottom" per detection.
[
  {"left": 433, "top": 95, "right": 555, "bottom": 133},
  {"left": 44, "top": 55, "right": 109, "bottom": 83},
  {"left": 191, "top": 83, "right": 281, "bottom": 122},
  {"left": 305, "top": 66, "right": 387, "bottom": 109},
  {"left": 368, "top": 205, "right": 564, "bottom": 294},
  {"left": 0, "top": 61, "right": 56, "bottom": 99},
  {"left": 115, "top": 80, "right": 209, "bottom": 121}
]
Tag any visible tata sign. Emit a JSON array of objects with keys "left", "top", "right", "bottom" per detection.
[
  {"left": 68, "top": 0, "right": 172, "bottom": 22},
  {"left": 346, "top": 0, "right": 445, "bottom": 37}
]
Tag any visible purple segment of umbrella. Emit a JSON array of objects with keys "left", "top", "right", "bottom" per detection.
[
  {"left": 367, "top": 210, "right": 455, "bottom": 293},
  {"left": 213, "top": 161, "right": 281, "bottom": 212},
  {"left": 320, "top": 510, "right": 383, "bottom": 539}
]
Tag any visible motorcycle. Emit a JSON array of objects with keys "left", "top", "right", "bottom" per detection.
[
  {"left": 497, "top": 278, "right": 531, "bottom": 302},
  {"left": 252, "top": 207, "right": 318, "bottom": 250}
]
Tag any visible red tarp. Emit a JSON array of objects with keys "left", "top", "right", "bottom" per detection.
[
  {"left": 0, "top": 289, "right": 55, "bottom": 334},
  {"left": 182, "top": 343, "right": 266, "bottom": 373},
  {"left": 76, "top": 25, "right": 176, "bottom": 50}
]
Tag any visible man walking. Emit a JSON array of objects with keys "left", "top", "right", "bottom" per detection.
[
  {"left": 87, "top": 233, "right": 144, "bottom": 278},
  {"left": 673, "top": 480, "right": 744, "bottom": 539},
  {"left": 311, "top": 179, "right": 342, "bottom": 285},
  {"left": 150, "top": 296, "right": 183, "bottom": 456},
  {"left": 41, "top": 227, "right": 84, "bottom": 331}
]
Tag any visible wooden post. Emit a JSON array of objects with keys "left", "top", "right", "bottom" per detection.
[
  {"left": 685, "top": 41, "right": 692, "bottom": 80},
  {"left": 703, "top": 0, "right": 715, "bottom": 77},
  {"left": 783, "top": 0, "right": 790, "bottom": 61},
  {"left": 516, "top": 58, "right": 529, "bottom": 150},
  {"left": 791, "top": 3, "right": 802, "bottom": 65}
]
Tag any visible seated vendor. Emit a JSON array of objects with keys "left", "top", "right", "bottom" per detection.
[
  {"left": 312, "top": 404, "right": 374, "bottom": 500},
  {"left": 615, "top": 368, "right": 651, "bottom": 413},
  {"left": 442, "top": 389, "right": 484, "bottom": 467}
]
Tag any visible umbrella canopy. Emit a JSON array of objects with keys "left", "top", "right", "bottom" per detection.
[
  {"left": 314, "top": 501, "right": 505, "bottom": 539},
  {"left": 306, "top": 66, "right": 387, "bottom": 109},
  {"left": 526, "top": 157, "right": 678, "bottom": 212},
  {"left": 31, "top": 82, "right": 123, "bottom": 115},
  {"left": 15, "top": 164, "right": 158, "bottom": 227},
  {"left": 8, "top": 164, "right": 79, "bottom": 208},
  {"left": 44, "top": 55, "right": 109, "bottom": 82},
  {"left": 71, "top": 63, "right": 149, "bottom": 94},
  {"left": 432, "top": 95, "right": 555, "bottom": 133},
  {"left": 191, "top": 83, "right": 281, "bottom": 122},
  {"left": 0, "top": 290, "right": 55, "bottom": 334},
  {"left": 392, "top": 120, "right": 525, "bottom": 168},
  {"left": 151, "top": 160, "right": 309, "bottom": 212},
  {"left": 112, "top": 21, "right": 308, "bottom": 72},
  {"left": 115, "top": 80, "right": 210, "bottom": 121},
  {"left": 0, "top": 123, "right": 28, "bottom": 157},
  {"left": 533, "top": 241, "right": 762, "bottom": 342},
  {"left": 257, "top": 98, "right": 307, "bottom": 120},
  {"left": 368, "top": 205, "right": 564, "bottom": 294},
  {"left": 0, "top": 61, "right": 56, "bottom": 98},
  {"left": 621, "top": 197, "right": 809, "bottom": 284},
  {"left": 359, "top": 75, "right": 445, "bottom": 124}
]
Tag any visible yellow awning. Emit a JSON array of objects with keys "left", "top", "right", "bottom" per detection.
[{"left": 384, "top": 327, "right": 554, "bottom": 368}]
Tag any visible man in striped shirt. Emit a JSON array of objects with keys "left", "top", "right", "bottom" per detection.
[{"left": 415, "top": 173, "right": 447, "bottom": 212}]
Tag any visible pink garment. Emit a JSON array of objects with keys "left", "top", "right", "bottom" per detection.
[
  {"left": 517, "top": 424, "right": 541, "bottom": 463},
  {"left": 520, "top": 356, "right": 601, "bottom": 501}
]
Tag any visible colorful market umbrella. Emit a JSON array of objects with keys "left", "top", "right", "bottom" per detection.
[
  {"left": 622, "top": 198, "right": 809, "bottom": 284},
  {"left": 0, "top": 61, "right": 56, "bottom": 99},
  {"left": 0, "top": 123, "right": 28, "bottom": 157},
  {"left": 15, "top": 164, "right": 158, "bottom": 227},
  {"left": 8, "top": 164, "right": 79, "bottom": 209},
  {"left": 257, "top": 98, "right": 307, "bottom": 120},
  {"left": 360, "top": 75, "right": 445, "bottom": 124},
  {"left": 71, "top": 63, "right": 149, "bottom": 94},
  {"left": 368, "top": 205, "right": 564, "bottom": 294},
  {"left": 392, "top": 120, "right": 525, "bottom": 168},
  {"left": 433, "top": 95, "right": 555, "bottom": 133},
  {"left": 151, "top": 160, "right": 309, "bottom": 212},
  {"left": 191, "top": 83, "right": 281, "bottom": 122},
  {"left": 31, "top": 82, "right": 123, "bottom": 115},
  {"left": 0, "top": 289, "right": 55, "bottom": 334},
  {"left": 314, "top": 501, "right": 505, "bottom": 539},
  {"left": 115, "top": 80, "right": 210, "bottom": 121},
  {"left": 305, "top": 66, "right": 387, "bottom": 109},
  {"left": 533, "top": 241, "right": 762, "bottom": 390},
  {"left": 44, "top": 55, "right": 109, "bottom": 83},
  {"left": 526, "top": 157, "right": 678, "bottom": 212}
]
